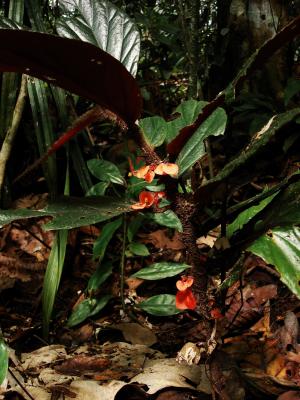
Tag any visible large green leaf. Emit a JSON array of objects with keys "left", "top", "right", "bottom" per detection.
[
  {"left": 0, "top": 338, "right": 8, "bottom": 385},
  {"left": 176, "top": 107, "right": 227, "bottom": 175},
  {"left": 86, "top": 182, "right": 109, "bottom": 196},
  {"left": 139, "top": 116, "right": 167, "bottom": 148},
  {"left": 164, "top": 99, "right": 208, "bottom": 143},
  {"left": 149, "top": 210, "right": 183, "bottom": 232},
  {"left": 56, "top": 0, "right": 140, "bottom": 76},
  {"left": 227, "top": 191, "right": 278, "bottom": 238},
  {"left": 87, "top": 159, "right": 125, "bottom": 186},
  {"left": 249, "top": 226, "right": 300, "bottom": 298},
  {"left": 230, "top": 176, "right": 300, "bottom": 245},
  {"left": 93, "top": 217, "right": 122, "bottom": 260},
  {"left": 0, "top": 196, "right": 132, "bottom": 230},
  {"left": 128, "top": 242, "right": 150, "bottom": 256},
  {"left": 137, "top": 294, "right": 180, "bottom": 316},
  {"left": 67, "top": 295, "right": 112, "bottom": 327},
  {"left": 131, "top": 262, "right": 191, "bottom": 280}
]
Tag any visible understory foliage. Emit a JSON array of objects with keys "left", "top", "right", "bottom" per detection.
[{"left": 0, "top": 0, "right": 300, "bottom": 394}]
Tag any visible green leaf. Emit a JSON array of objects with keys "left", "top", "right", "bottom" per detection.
[
  {"left": 284, "top": 78, "right": 300, "bottom": 106},
  {"left": 139, "top": 116, "right": 167, "bottom": 147},
  {"left": 56, "top": 0, "right": 140, "bottom": 76},
  {"left": 127, "top": 214, "right": 144, "bottom": 242},
  {"left": 137, "top": 294, "right": 180, "bottom": 316},
  {"left": 93, "top": 217, "right": 123, "bottom": 260},
  {"left": 164, "top": 100, "right": 208, "bottom": 143},
  {"left": 128, "top": 242, "right": 149, "bottom": 256},
  {"left": 176, "top": 107, "right": 227, "bottom": 175},
  {"left": 42, "top": 230, "right": 68, "bottom": 337},
  {"left": 44, "top": 196, "right": 130, "bottom": 230},
  {"left": 27, "top": 77, "right": 57, "bottom": 193},
  {"left": 0, "top": 338, "right": 8, "bottom": 385},
  {"left": 249, "top": 226, "right": 300, "bottom": 298},
  {"left": 131, "top": 262, "right": 191, "bottom": 280},
  {"left": 0, "top": 196, "right": 131, "bottom": 230},
  {"left": 87, "top": 262, "right": 113, "bottom": 295},
  {"left": 87, "top": 159, "right": 125, "bottom": 185},
  {"left": 149, "top": 210, "right": 183, "bottom": 232},
  {"left": 227, "top": 191, "right": 278, "bottom": 238},
  {"left": 66, "top": 295, "right": 112, "bottom": 327},
  {"left": 86, "top": 182, "right": 109, "bottom": 196}
]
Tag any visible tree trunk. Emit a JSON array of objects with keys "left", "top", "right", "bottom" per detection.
[{"left": 209, "top": 0, "right": 290, "bottom": 103}]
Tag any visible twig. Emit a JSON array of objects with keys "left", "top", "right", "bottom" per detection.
[{"left": 0, "top": 74, "right": 27, "bottom": 193}]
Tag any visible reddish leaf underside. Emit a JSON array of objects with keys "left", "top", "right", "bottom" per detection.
[
  {"left": 167, "top": 15, "right": 300, "bottom": 157},
  {"left": 0, "top": 29, "right": 142, "bottom": 124}
]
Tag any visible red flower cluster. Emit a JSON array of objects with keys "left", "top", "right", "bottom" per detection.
[
  {"left": 175, "top": 276, "right": 196, "bottom": 310},
  {"left": 131, "top": 191, "right": 165, "bottom": 210},
  {"left": 129, "top": 161, "right": 179, "bottom": 183},
  {"left": 129, "top": 159, "right": 178, "bottom": 210}
]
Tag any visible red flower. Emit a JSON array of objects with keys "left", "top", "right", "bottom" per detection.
[
  {"left": 176, "top": 288, "right": 196, "bottom": 310},
  {"left": 131, "top": 191, "right": 156, "bottom": 210},
  {"left": 129, "top": 162, "right": 178, "bottom": 183},
  {"left": 176, "top": 275, "right": 194, "bottom": 291},
  {"left": 131, "top": 191, "right": 166, "bottom": 210},
  {"left": 175, "top": 275, "right": 196, "bottom": 310},
  {"left": 154, "top": 162, "right": 179, "bottom": 178}
]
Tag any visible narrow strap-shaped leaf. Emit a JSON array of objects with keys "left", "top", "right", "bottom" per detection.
[
  {"left": 27, "top": 77, "right": 57, "bottom": 194},
  {"left": 42, "top": 164, "right": 69, "bottom": 337}
]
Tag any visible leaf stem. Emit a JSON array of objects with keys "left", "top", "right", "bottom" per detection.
[{"left": 120, "top": 214, "right": 127, "bottom": 312}]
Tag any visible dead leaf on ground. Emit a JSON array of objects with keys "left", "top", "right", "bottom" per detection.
[
  {"left": 139, "top": 230, "right": 184, "bottom": 250},
  {"left": 55, "top": 355, "right": 111, "bottom": 376},
  {"left": 112, "top": 323, "right": 157, "bottom": 346}
]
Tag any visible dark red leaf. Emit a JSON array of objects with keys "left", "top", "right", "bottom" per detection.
[{"left": 0, "top": 29, "right": 142, "bottom": 123}]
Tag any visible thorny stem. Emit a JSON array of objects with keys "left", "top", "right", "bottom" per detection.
[
  {"left": 130, "top": 124, "right": 161, "bottom": 165},
  {"left": 120, "top": 214, "right": 127, "bottom": 312},
  {"left": 0, "top": 74, "right": 27, "bottom": 194}
]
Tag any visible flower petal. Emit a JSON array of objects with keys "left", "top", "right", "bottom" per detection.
[
  {"left": 133, "top": 165, "right": 150, "bottom": 179},
  {"left": 162, "top": 163, "right": 179, "bottom": 177},
  {"left": 131, "top": 202, "right": 147, "bottom": 210},
  {"left": 144, "top": 170, "right": 155, "bottom": 183},
  {"left": 176, "top": 276, "right": 194, "bottom": 291},
  {"left": 139, "top": 191, "right": 155, "bottom": 206},
  {"left": 176, "top": 288, "right": 196, "bottom": 310},
  {"left": 154, "top": 162, "right": 179, "bottom": 177}
]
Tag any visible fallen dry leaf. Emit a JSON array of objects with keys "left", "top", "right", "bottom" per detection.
[
  {"left": 112, "top": 322, "right": 157, "bottom": 346},
  {"left": 139, "top": 229, "right": 184, "bottom": 250}
]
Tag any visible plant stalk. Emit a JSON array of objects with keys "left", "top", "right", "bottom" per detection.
[{"left": 0, "top": 74, "right": 27, "bottom": 194}]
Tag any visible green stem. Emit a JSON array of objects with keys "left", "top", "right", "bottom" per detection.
[{"left": 120, "top": 214, "right": 127, "bottom": 312}]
